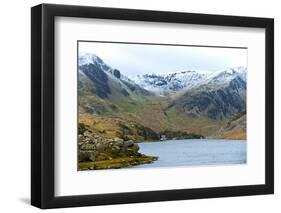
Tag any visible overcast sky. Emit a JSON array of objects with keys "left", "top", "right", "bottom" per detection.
[{"left": 79, "top": 41, "right": 247, "bottom": 78}]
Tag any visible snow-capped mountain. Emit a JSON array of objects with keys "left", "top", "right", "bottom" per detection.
[
  {"left": 79, "top": 52, "right": 247, "bottom": 97},
  {"left": 80, "top": 53, "right": 136, "bottom": 83},
  {"left": 79, "top": 53, "right": 150, "bottom": 99},
  {"left": 132, "top": 66, "right": 247, "bottom": 120},
  {"left": 79, "top": 53, "right": 114, "bottom": 75},
  {"left": 133, "top": 67, "right": 247, "bottom": 95},
  {"left": 78, "top": 53, "right": 247, "bottom": 120}
]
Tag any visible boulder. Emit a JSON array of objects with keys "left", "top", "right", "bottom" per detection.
[{"left": 78, "top": 151, "right": 96, "bottom": 162}]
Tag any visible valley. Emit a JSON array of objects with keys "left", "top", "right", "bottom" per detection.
[{"left": 78, "top": 53, "right": 247, "bottom": 170}]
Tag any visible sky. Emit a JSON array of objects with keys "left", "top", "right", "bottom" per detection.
[{"left": 78, "top": 41, "right": 247, "bottom": 78}]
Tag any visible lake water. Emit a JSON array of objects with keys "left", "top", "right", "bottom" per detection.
[{"left": 136, "top": 139, "right": 246, "bottom": 168}]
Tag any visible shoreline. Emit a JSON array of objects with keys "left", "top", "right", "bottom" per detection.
[
  {"left": 136, "top": 138, "right": 247, "bottom": 144},
  {"left": 78, "top": 155, "right": 158, "bottom": 170}
]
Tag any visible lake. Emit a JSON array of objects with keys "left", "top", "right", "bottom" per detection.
[{"left": 136, "top": 139, "right": 246, "bottom": 168}]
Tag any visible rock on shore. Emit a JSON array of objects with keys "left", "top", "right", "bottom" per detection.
[{"left": 78, "top": 123, "right": 158, "bottom": 170}]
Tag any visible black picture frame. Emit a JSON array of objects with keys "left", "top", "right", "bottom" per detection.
[{"left": 31, "top": 3, "right": 274, "bottom": 209}]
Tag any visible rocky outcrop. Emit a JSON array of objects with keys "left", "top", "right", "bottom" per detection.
[
  {"left": 78, "top": 123, "right": 158, "bottom": 170},
  {"left": 113, "top": 69, "right": 121, "bottom": 78},
  {"left": 78, "top": 136, "right": 141, "bottom": 162}
]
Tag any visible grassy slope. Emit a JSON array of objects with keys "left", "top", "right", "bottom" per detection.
[{"left": 79, "top": 94, "right": 223, "bottom": 139}]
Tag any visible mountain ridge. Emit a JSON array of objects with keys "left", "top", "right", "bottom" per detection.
[
  {"left": 133, "top": 66, "right": 246, "bottom": 96},
  {"left": 79, "top": 52, "right": 246, "bottom": 97}
]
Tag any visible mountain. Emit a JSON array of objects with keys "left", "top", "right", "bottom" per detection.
[
  {"left": 78, "top": 52, "right": 246, "bottom": 137},
  {"left": 133, "top": 66, "right": 247, "bottom": 120},
  {"left": 133, "top": 67, "right": 246, "bottom": 96},
  {"left": 79, "top": 53, "right": 150, "bottom": 98},
  {"left": 78, "top": 53, "right": 152, "bottom": 115},
  {"left": 172, "top": 74, "right": 246, "bottom": 120}
]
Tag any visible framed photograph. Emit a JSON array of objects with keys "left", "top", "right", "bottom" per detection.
[{"left": 31, "top": 4, "right": 274, "bottom": 209}]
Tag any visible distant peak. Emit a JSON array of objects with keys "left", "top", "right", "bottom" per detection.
[
  {"left": 133, "top": 67, "right": 247, "bottom": 96},
  {"left": 79, "top": 53, "right": 104, "bottom": 66}
]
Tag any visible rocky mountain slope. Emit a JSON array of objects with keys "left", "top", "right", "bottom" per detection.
[
  {"left": 78, "top": 54, "right": 152, "bottom": 116},
  {"left": 132, "top": 66, "right": 247, "bottom": 120},
  {"left": 79, "top": 53, "right": 150, "bottom": 99},
  {"left": 214, "top": 112, "right": 246, "bottom": 139},
  {"left": 172, "top": 75, "right": 246, "bottom": 120}
]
